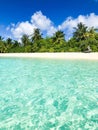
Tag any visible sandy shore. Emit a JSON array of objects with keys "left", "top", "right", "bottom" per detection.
[{"left": 0, "top": 53, "right": 98, "bottom": 60}]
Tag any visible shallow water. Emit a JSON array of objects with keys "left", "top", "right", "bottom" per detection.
[{"left": 0, "top": 58, "right": 98, "bottom": 130}]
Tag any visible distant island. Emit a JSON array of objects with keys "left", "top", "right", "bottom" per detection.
[{"left": 0, "top": 22, "right": 98, "bottom": 53}]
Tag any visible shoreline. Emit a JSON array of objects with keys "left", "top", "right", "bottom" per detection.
[{"left": 0, "top": 53, "right": 98, "bottom": 60}]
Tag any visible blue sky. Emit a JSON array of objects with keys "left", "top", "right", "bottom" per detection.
[{"left": 0, "top": 0, "right": 98, "bottom": 40}]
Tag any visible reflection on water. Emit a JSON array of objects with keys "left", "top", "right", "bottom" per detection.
[{"left": 0, "top": 58, "right": 98, "bottom": 129}]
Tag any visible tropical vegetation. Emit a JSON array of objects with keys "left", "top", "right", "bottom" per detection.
[{"left": 0, "top": 22, "right": 98, "bottom": 53}]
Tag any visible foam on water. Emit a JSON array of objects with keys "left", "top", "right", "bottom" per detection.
[{"left": 0, "top": 58, "right": 98, "bottom": 130}]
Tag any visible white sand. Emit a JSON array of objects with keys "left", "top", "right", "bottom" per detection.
[{"left": 0, "top": 53, "right": 98, "bottom": 60}]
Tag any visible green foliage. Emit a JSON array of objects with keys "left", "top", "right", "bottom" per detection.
[
  {"left": 0, "top": 41, "right": 7, "bottom": 53},
  {"left": 52, "top": 30, "right": 65, "bottom": 44},
  {"left": 0, "top": 25, "right": 98, "bottom": 53},
  {"left": 21, "top": 34, "right": 30, "bottom": 46},
  {"left": 31, "top": 28, "right": 42, "bottom": 43},
  {"left": 73, "top": 22, "right": 88, "bottom": 41}
]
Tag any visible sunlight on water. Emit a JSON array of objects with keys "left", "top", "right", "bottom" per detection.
[{"left": 0, "top": 58, "right": 98, "bottom": 130}]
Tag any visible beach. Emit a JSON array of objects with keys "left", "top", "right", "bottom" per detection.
[{"left": 0, "top": 53, "right": 98, "bottom": 60}]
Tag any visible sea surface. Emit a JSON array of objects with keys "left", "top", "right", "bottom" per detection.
[{"left": 0, "top": 58, "right": 98, "bottom": 130}]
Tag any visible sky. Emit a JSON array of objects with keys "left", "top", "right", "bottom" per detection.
[{"left": 0, "top": 0, "right": 98, "bottom": 40}]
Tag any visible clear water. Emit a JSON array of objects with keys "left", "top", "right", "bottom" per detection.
[{"left": 0, "top": 58, "right": 98, "bottom": 130}]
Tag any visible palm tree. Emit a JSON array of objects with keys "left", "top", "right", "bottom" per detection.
[
  {"left": 73, "top": 22, "right": 88, "bottom": 41},
  {"left": 87, "top": 27, "right": 98, "bottom": 38},
  {"left": 0, "top": 41, "right": 7, "bottom": 53},
  {"left": 21, "top": 34, "right": 30, "bottom": 46},
  {"left": 52, "top": 30, "right": 65, "bottom": 44},
  {"left": 31, "top": 28, "right": 42, "bottom": 43},
  {"left": 0, "top": 36, "right": 8, "bottom": 53},
  {"left": 6, "top": 38, "right": 13, "bottom": 44},
  {"left": 13, "top": 40, "right": 20, "bottom": 47},
  {"left": 0, "top": 36, "right": 4, "bottom": 41}
]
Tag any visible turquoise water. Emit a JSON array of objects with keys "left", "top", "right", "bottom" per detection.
[{"left": 0, "top": 58, "right": 98, "bottom": 130}]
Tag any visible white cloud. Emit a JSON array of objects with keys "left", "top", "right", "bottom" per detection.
[
  {"left": 11, "top": 21, "right": 36, "bottom": 39},
  {"left": 31, "top": 11, "right": 52, "bottom": 30},
  {"left": 31, "top": 11, "right": 57, "bottom": 36},
  {"left": 58, "top": 13, "right": 98, "bottom": 39},
  {"left": 47, "top": 26, "right": 57, "bottom": 36},
  {"left": 11, "top": 11, "right": 56, "bottom": 39},
  {"left": 11, "top": 12, "right": 98, "bottom": 40}
]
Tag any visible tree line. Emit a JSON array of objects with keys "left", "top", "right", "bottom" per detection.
[{"left": 0, "top": 22, "right": 98, "bottom": 53}]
